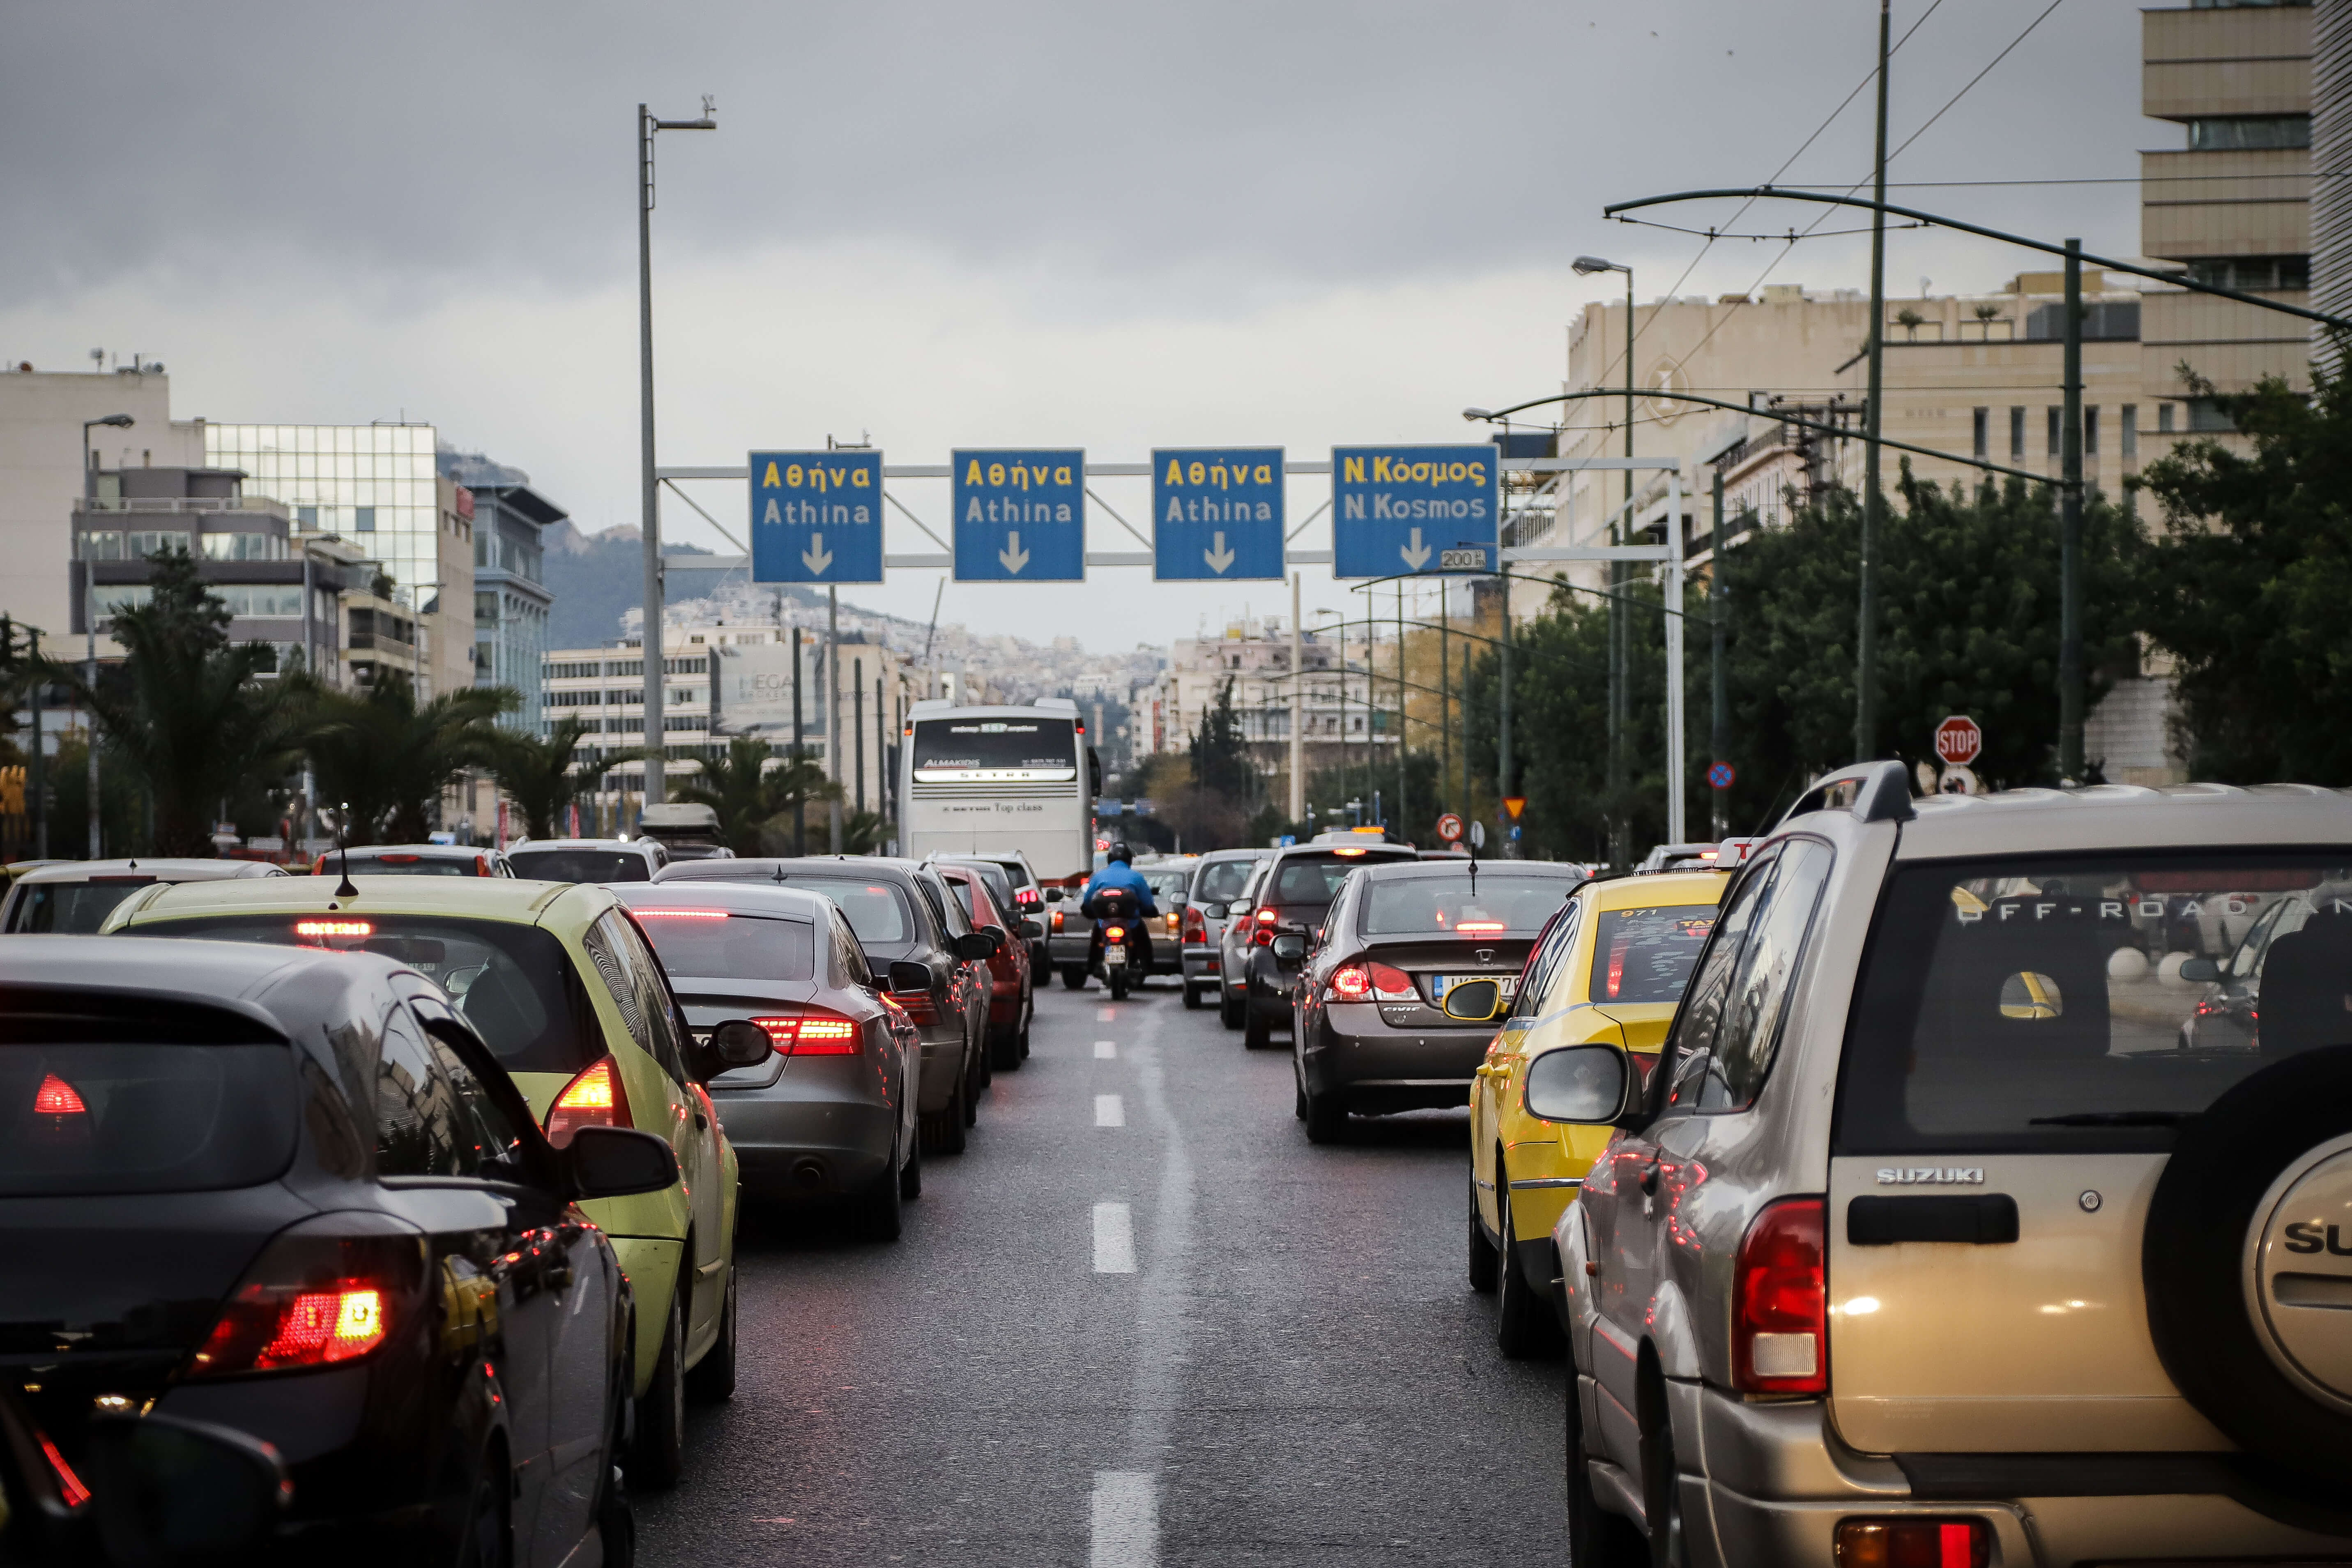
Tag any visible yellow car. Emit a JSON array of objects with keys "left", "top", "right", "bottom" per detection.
[
  {"left": 105, "top": 873, "right": 759, "bottom": 1487},
  {"left": 1459, "top": 868, "right": 1730, "bottom": 1356}
]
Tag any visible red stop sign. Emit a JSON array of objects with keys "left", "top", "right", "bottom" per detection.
[{"left": 1935, "top": 716, "right": 1982, "bottom": 766}]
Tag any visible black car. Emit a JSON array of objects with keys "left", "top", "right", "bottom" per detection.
[
  {"left": 0, "top": 936, "right": 692, "bottom": 1565},
  {"left": 1234, "top": 841, "right": 1418, "bottom": 1049},
  {"left": 655, "top": 858, "right": 998, "bottom": 1155},
  {"left": 613, "top": 883, "right": 925, "bottom": 1239},
  {"left": 1292, "top": 860, "right": 1583, "bottom": 1140}
]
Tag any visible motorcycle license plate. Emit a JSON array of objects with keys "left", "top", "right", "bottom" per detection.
[
  {"left": 1103, "top": 948, "right": 1128, "bottom": 968},
  {"left": 1429, "top": 973, "right": 1516, "bottom": 1002}
]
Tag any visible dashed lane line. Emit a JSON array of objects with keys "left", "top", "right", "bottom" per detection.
[
  {"left": 1095, "top": 1093, "right": 1125, "bottom": 1128},
  {"left": 1094, "top": 1039, "right": 1117, "bottom": 1059},
  {"left": 1089, "top": 1471, "right": 1157, "bottom": 1568},
  {"left": 1092, "top": 1202, "right": 1136, "bottom": 1274}
]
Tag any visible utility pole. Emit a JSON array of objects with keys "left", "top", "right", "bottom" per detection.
[
  {"left": 1855, "top": 0, "right": 1892, "bottom": 762},
  {"left": 791, "top": 622, "right": 806, "bottom": 855},
  {"left": 1498, "top": 578, "right": 1513, "bottom": 857},
  {"left": 1396, "top": 583, "right": 1407, "bottom": 836},
  {"left": 1288, "top": 573, "right": 1303, "bottom": 827},
  {"left": 26, "top": 627, "right": 43, "bottom": 859},
  {"left": 2059, "top": 237, "right": 2085, "bottom": 782},
  {"left": 826, "top": 586, "right": 842, "bottom": 852},
  {"left": 1438, "top": 585, "right": 1451, "bottom": 820},
  {"left": 637, "top": 97, "right": 716, "bottom": 806},
  {"left": 1710, "top": 471, "right": 1730, "bottom": 840}
]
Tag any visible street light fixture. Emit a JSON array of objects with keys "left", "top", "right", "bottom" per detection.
[
  {"left": 1571, "top": 255, "right": 1634, "bottom": 865},
  {"left": 637, "top": 96, "right": 717, "bottom": 809},
  {"left": 81, "top": 412, "right": 133, "bottom": 859}
]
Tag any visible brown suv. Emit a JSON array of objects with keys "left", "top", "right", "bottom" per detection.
[{"left": 1232, "top": 838, "right": 1416, "bottom": 1050}]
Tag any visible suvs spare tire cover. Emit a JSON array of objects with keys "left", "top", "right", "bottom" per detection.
[{"left": 2145, "top": 1043, "right": 2352, "bottom": 1487}]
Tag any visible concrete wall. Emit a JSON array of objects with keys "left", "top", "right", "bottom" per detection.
[{"left": 0, "top": 369, "right": 186, "bottom": 641}]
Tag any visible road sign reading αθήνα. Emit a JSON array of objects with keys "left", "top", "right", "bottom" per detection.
[
  {"left": 953, "top": 449, "right": 1085, "bottom": 581},
  {"left": 1502, "top": 796, "right": 1526, "bottom": 820},
  {"left": 1436, "top": 812, "right": 1463, "bottom": 843},
  {"left": 1332, "top": 445, "right": 1498, "bottom": 580},
  {"left": 1935, "top": 715, "right": 1983, "bottom": 766},
  {"left": 1153, "top": 448, "right": 1283, "bottom": 581},
  {"left": 1707, "top": 761, "right": 1735, "bottom": 790},
  {"left": 751, "top": 450, "right": 883, "bottom": 584}
]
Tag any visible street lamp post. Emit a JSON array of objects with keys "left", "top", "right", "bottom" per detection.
[
  {"left": 82, "top": 413, "right": 133, "bottom": 859},
  {"left": 637, "top": 97, "right": 716, "bottom": 809},
  {"left": 1857, "top": 0, "right": 1893, "bottom": 763},
  {"left": 1573, "top": 254, "right": 1632, "bottom": 865}
]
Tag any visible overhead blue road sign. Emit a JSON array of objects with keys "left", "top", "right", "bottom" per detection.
[
  {"left": 750, "top": 449, "right": 883, "bottom": 584},
  {"left": 953, "top": 449, "right": 1084, "bottom": 581},
  {"left": 1152, "top": 447, "right": 1283, "bottom": 581},
  {"left": 1331, "top": 444, "right": 1498, "bottom": 579}
]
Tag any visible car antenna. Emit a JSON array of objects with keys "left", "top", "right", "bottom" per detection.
[{"left": 334, "top": 806, "right": 359, "bottom": 899}]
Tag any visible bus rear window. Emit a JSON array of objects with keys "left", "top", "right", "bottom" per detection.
[{"left": 911, "top": 717, "right": 1077, "bottom": 782}]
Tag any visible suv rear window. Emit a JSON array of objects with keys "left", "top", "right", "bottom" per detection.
[
  {"left": 1194, "top": 859, "right": 1261, "bottom": 904},
  {"left": 141, "top": 915, "right": 598, "bottom": 1076},
  {"left": 1273, "top": 854, "right": 1407, "bottom": 905},
  {"left": 1837, "top": 854, "right": 2352, "bottom": 1154},
  {"left": 508, "top": 848, "right": 651, "bottom": 883},
  {"left": 0, "top": 1032, "right": 297, "bottom": 1196},
  {"left": 9, "top": 882, "right": 151, "bottom": 935}
]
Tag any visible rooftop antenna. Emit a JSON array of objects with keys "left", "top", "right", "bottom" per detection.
[{"left": 334, "top": 804, "right": 359, "bottom": 898}]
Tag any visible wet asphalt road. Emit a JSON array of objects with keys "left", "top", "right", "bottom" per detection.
[{"left": 635, "top": 972, "right": 1567, "bottom": 1566}]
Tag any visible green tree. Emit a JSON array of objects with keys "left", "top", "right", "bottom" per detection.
[
  {"left": 839, "top": 807, "right": 889, "bottom": 856},
  {"left": 42, "top": 549, "right": 308, "bottom": 856},
  {"left": 301, "top": 674, "right": 516, "bottom": 844},
  {"left": 483, "top": 716, "right": 603, "bottom": 841},
  {"left": 673, "top": 735, "right": 836, "bottom": 856},
  {"left": 2136, "top": 364, "right": 2352, "bottom": 781}
]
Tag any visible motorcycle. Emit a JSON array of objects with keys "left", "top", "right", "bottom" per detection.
[{"left": 1084, "top": 886, "right": 1151, "bottom": 1001}]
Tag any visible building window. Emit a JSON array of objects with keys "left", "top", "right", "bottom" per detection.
[
  {"left": 2188, "top": 398, "right": 2239, "bottom": 433},
  {"left": 2187, "top": 115, "right": 2310, "bottom": 152},
  {"left": 354, "top": 506, "right": 376, "bottom": 533},
  {"left": 2085, "top": 407, "right": 2099, "bottom": 458},
  {"left": 2009, "top": 407, "right": 2026, "bottom": 459},
  {"left": 2122, "top": 405, "right": 2138, "bottom": 460},
  {"left": 2047, "top": 407, "right": 2062, "bottom": 459},
  {"left": 297, "top": 505, "right": 318, "bottom": 529},
  {"left": 1971, "top": 408, "right": 1989, "bottom": 460},
  {"left": 2184, "top": 254, "right": 2311, "bottom": 292},
  {"left": 2159, "top": 403, "right": 2176, "bottom": 434}
]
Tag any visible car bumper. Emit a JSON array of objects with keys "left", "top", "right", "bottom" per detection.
[
  {"left": 1299, "top": 1002, "right": 1484, "bottom": 1112},
  {"left": 713, "top": 1087, "right": 897, "bottom": 1196},
  {"left": 1637, "top": 1383, "right": 2352, "bottom": 1568},
  {"left": 1048, "top": 934, "right": 1091, "bottom": 966},
  {"left": 1183, "top": 947, "right": 1220, "bottom": 983}
]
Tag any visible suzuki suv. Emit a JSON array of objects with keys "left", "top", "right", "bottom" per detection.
[{"left": 1551, "top": 766, "right": 2352, "bottom": 1567}]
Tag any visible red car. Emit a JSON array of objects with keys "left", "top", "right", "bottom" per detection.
[{"left": 937, "top": 861, "right": 1034, "bottom": 1070}]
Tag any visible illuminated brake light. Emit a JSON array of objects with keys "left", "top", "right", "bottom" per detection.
[
  {"left": 1832, "top": 1519, "right": 1987, "bottom": 1568},
  {"left": 1332, "top": 847, "right": 1366, "bottom": 857},
  {"left": 545, "top": 1056, "right": 632, "bottom": 1147},
  {"left": 38, "top": 1431, "right": 90, "bottom": 1509},
  {"left": 1051, "top": 909, "right": 1065, "bottom": 932},
  {"left": 378, "top": 854, "right": 420, "bottom": 864},
  {"left": 1367, "top": 961, "right": 1416, "bottom": 1000},
  {"left": 1103, "top": 925, "right": 1125, "bottom": 941},
  {"left": 34, "top": 1073, "right": 85, "bottom": 1116},
  {"left": 1458, "top": 921, "right": 1505, "bottom": 934},
  {"left": 1327, "top": 965, "right": 1370, "bottom": 1000},
  {"left": 1735, "top": 1197, "right": 1827, "bottom": 1394},
  {"left": 1606, "top": 937, "right": 1628, "bottom": 999},
  {"left": 258, "top": 1286, "right": 386, "bottom": 1367},
  {"left": 1182, "top": 905, "right": 1207, "bottom": 944},
  {"left": 1255, "top": 906, "right": 1276, "bottom": 925},
  {"left": 750, "top": 1012, "right": 861, "bottom": 1056},
  {"left": 295, "top": 920, "right": 373, "bottom": 939},
  {"left": 634, "top": 908, "right": 730, "bottom": 919}
]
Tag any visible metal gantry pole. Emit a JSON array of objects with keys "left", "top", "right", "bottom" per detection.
[
  {"left": 2060, "top": 237, "right": 2086, "bottom": 782},
  {"left": 1396, "top": 582, "right": 1407, "bottom": 834},
  {"left": 1289, "top": 572, "right": 1304, "bottom": 827},
  {"left": 1710, "top": 471, "right": 1729, "bottom": 840},
  {"left": 1438, "top": 585, "right": 1451, "bottom": 820},
  {"left": 1610, "top": 268, "right": 1633, "bottom": 865},
  {"left": 637, "top": 104, "right": 665, "bottom": 805},
  {"left": 1664, "top": 470, "right": 1687, "bottom": 845},
  {"left": 827, "top": 586, "right": 843, "bottom": 853},
  {"left": 1498, "top": 577, "right": 1514, "bottom": 856},
  {"left": 1856, "top": 0, "right": 1892, "bottom": 762}
]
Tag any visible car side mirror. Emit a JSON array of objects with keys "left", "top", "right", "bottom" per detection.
[
  {"left": 84, "top": 1411, "right": 291, "bottom": 1565},
  {"left": 709, "top": 1019, "right": 774, "bottom": 1070},
  {"left": 1270, "top": 932, "right": 1307, "bottom": 961},
  {"left": 953, "top": 930, "right": 999, "bottom": 962},
  {"left": 566, "top": 1125, "right": 679, "bottom": 1200},
  {"left": 2178, "top": 957, "right": 2221, "bottom": 983},
  {"left": 1201, "top": 902, "right": 1228, "bottom": 921},
  {"left": 888, "top": 959, "right": 934, "bottom": 993},
  {"left": 1522, "top": 1043, "right": 1632, "bottom": 1124},
  {"left": 1441, "top": 978, "right": 1504, "bottom": 1022},
  {"left": 1020, "top": 917, "right": 1045, "bottom": 940},
  {"left": 1045, "top": 886, "right": 1064, "bottom": 903},
  {"left": 1170, "top": 893, "right": 1189, "bottom": 908}
]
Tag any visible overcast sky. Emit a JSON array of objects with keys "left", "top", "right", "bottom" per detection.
[{"left": 1, "top": 0, "right": 2147, "bottom": 652}]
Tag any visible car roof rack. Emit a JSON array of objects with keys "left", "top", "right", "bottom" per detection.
[{"left": 1779, "top": 760, "right": 1915, "bottom": 827}]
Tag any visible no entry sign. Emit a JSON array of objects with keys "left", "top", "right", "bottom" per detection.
[
  {"left": 1935, "top": 715, "right": 1983, "bottom": 766},
  {"left": 1436, "top": 812, "right": 1463, "bottom": 843}
]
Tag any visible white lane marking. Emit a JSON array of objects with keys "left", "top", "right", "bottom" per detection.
[
  {"left": 1094, "top": 1039, "right": 1117, "bottom": 1059},
  {"left": 1090, "top": 1471, "right": 1158, "bottom": 1568},
  {"left": 1095, "top": 1093, "right": 1125, "bottom": 1128},
  {"left": 1097, "top": 1006, "right": 1118, "bottom": 1022},
  {"left": 1093, "top": 1202, "right": 1136, "bottom": 1274}
]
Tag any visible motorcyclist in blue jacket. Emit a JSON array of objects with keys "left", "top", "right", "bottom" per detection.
[{"left": 1079, "top": 844, "right": 1159, "bottom": 919}]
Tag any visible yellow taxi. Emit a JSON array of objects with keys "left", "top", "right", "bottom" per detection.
[
  {"left": 104, "top": 873, "right": 757, "bottom": 1486},
  {"left": 1454, "top": 867, "right": 1730, "bottom": 1356}
]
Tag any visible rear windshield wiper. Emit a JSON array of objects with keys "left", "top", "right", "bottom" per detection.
[{"left": 2026, "top": 1110, "right": 2191, "bottom": 1128}]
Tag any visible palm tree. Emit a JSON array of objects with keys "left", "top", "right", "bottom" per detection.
[
  {"left": 674, "top": 734, "right": 837, "bottom": 855},
  {"left": 301, "top": 674, "right": 516, "bottom": 844},
  {"left": 839, "top": 807, "right": 890, "bottom": 856},
  {"left": 483, "top": 716, "right": 605, "bottom": 840},
  {"left": 41, "top": 549, "right": 309, "bottom": 856}
]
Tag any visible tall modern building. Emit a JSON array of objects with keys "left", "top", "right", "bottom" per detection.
[
  {"left": 440, "top": 447, "right": 559, "bottom": 734},
  {"left": 203, "top": 424, "right": 441, "bottom": 593}
]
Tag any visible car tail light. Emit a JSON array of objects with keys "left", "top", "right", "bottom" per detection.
[
  {"left": 378, "top": 854, "right": 420, "bottom": 864},
  {"left": 1367, "top": 961, "right": 1415, "bottom": 999},
  {"left": 1016, "top": 887, "right": 1041, "bottom": 909},
  {"left": 1164, "top": 912, "right": 1180, "bottom": 935},
  {"left": 1832, "top": 1519, "right": 1988, "bottom": 1568},
  {"left": 294, "top": 919, "right": 373, "bottom": 940},
  {"left": 1457, "top": 921, "right": 1505, "bottom": 934},
  {"left": 634, "top": 908, "right": 730, "bottom": 919},
  {"left": 1605, "top": 935, "right": 1629, "bottom": 999},
  {"left": 38, "top": 1430, "right": 90, "bottom": 1508},
  {"left": 1734, "top": 1197, "right": 1827, "bottom": 1394},
  {"left": 1051, "top": 909, "right": 1065, "bottom": 933},
  {"left": 889, "top": 988, "right": 941, "bottom": 1027},
  {"left": 1328, "top": 964, "right": 1371, "bottom": 1000},
  {"left": 752, "top": 1011, "right": 861, "bottom": 1057},
  {"left": 1255, "top": 906, "right": 1276, "bottom": 926},
  {"left": 545, "top": 1055, "right": 633, "bottom": 1148},
  {"left": 34, "top": 1072, "right": 85, "bottom": 1116},
  {"left": 1252, "top": 923, "right": 1276, "bottom": 946},
  {"left": 1183, "top": 905, "right": 1207, "bottom": 944},
  {"left": 187, "top": 1216, "right": 424, "bottom": 1379}
]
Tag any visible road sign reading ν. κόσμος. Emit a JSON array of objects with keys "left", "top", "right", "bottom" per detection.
[
  {"left": 1332, "top": 445, "right": 1498, "bottom": 580},
  {"left": 751, "top": 450, "right": 884, "bottom": 584},
  {"left": 953, "top": 450, "right": 1085, "bottom": 581}
]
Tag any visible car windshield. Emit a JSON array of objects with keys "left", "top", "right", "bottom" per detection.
[
  {"left": 1361, "top": 875, "right": 1571, "bottom": 935},
  {"left": 507, "top": 848, "right": 651, "bottom": 883},
  {"left": 1836, "top": 855, "right": 2352, "bottom": 1154},
  {"left": 8, "top": 882, "right": 149, "bottom": 934},
  {"left": 774, "top": 878, "right": 913, "bottom": 944},
  {"left": 1589, "top": 905, "right": 1719, "bottom": 1003},
  {"left": 631, "top": 909, "right": 816, "bottom": 981},
  {"left": 141, "top": 914, "right": 596, "bottom": 1075},
  {"left": 0, "top": 1035, "right": 297, "bottom": 1196},
  {"left": 1194, "top": 859, "right": 1259, "bottom": 903}
]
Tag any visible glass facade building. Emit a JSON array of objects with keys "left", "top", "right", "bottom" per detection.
[{"left": 202, "top": 424, "right": 441, "bottom": 596}]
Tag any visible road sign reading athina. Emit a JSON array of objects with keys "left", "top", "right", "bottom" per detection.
[
  {"left": 750, "top": 449, "right": 883, "bottom": 585},
  {"left": 1152, "top": 448, "right": 1283, "bottom": 581},
  {"left": 953, "top": 450, "right": 1085, "bottom": 582},
  {"left": 1332, "top": 445, "right": 1498, "bottom": 580}
]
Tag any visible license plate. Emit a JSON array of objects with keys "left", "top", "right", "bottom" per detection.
[
  {"left": 1429, "top": 973, "right": 1516, "bottom": 1002},
  {"left": 1103, "top": 948, "right": 1128, "bottom": 967}
]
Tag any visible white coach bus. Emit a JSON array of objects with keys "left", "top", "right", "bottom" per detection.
[{"left": 900, "top": 698, "right": 1098, "bottom": 884}]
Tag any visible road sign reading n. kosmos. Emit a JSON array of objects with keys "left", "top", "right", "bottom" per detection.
[{"left": 1935, "top": 715, "right": 1983, "bottom": 767}]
